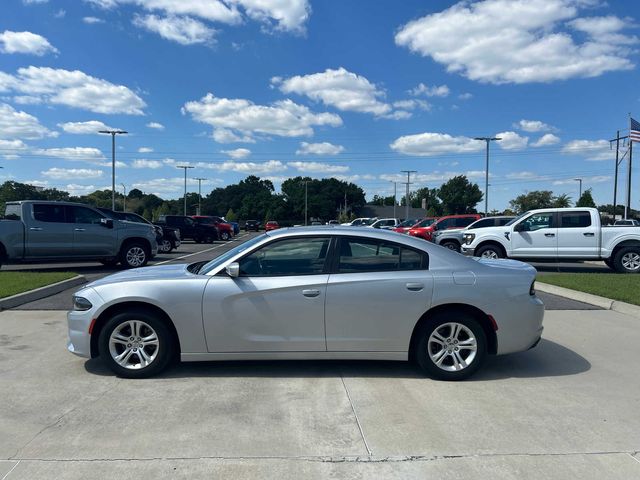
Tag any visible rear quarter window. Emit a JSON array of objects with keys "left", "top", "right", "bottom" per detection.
[{"left": 3, "top": 204, "right": 21, "bottom": 220}]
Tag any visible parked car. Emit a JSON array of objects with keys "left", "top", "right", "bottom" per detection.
[
  {"left": 98, "top": 208, "right": 181, "bottom": 254},
  {"left": 190, "top": 215, "right": 233, "bottom": 241},
  {"left": 614, "top": 219, "right": 640, "bottom": 226},
  {"left": 245, "top": 220, "right": 261, "bottom": 231},
  {"left": 222, "top": 218, "right": 240, "bottom": 235},
  {"left": 434, "top": 216, "right": 515, "bottom": 252},
  {"left": 157, "top": 215, "right": 219, "bottom": 243},
  {"left": 1, "top": 201, "right": 158, "bottom": 268},
  {"left": 326, "top": 220, "right": 339, "bottom": 225},
  {"left": 369, "top": 218, "right": 401, "bottom": 230},
  {"left": 461, "top": 207, "right": 640, "bottom": 273},
  {"left": 67, "top": 227, "right": 544, "bottom": 380},
  {"left": 265, "top": 221, "right": 280, "bottom": 231},
  {"left": 341, "top": 217, "right": 376, "bottom": 226},
  {"left": 393, "top": 218, "right": 425, "bottom": 234},
  {"left": 311, "top": 221, "right": 323, "bottom": 226},
  {"left": 409, "top": 214, "right": 481, "bottom": 241}
]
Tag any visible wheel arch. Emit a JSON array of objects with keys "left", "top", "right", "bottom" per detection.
[
  {"left": 474, "top": 240, "right": 507, "bottom": 257},
  {"left": 610, "top": 239, "right": 640, "bottom": 260},
  {"left": 408, "top": 303, "right": 498, "bottom": 361},
  {"left": 120, "top": 237, "right": 152, "bottom": 254},
  {"left": 90, "top": 301, "right": 181, "bottom": 359}
]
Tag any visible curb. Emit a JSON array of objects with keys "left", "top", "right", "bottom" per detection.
[
  {"left": 537, "top": 281, "right": 640, "bottom": 318},
  {"left": 0, "top": 275, "right": 87, "bottom": 311}
]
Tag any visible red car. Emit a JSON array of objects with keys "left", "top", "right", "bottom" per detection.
[
  {"left": 408, "top": 214, "right": 481, "bottom": 241},
  {"left": 393, "top": 217, "right": 433, "bottom": 234},
  {"left": 265, "top": 221, "right": 280, "bottom": 231},
  {"left": 190, "top": 215, "right": 234, "bottom": 241}
]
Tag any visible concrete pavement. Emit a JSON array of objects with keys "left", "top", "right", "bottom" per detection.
[{"left": 1, "top": 308, "right": 639, "bottom": 479}]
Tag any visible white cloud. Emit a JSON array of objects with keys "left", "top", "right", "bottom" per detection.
[
  {"left": 41, "top": 167, "right": 104, "bottom": 180},
  {"left": 211, "top": 159, "right": 286, "bottom": 174},
  {"left": 495, "top": 131, "right": 528, "bottom": 150},
  {"left": 553, "top": 175, "right": 611, "bottom": 185},
  {"left": 409, "top": 83, "right": 450, "bottom": 97},
  {"left": 32, "top": 147, "right": 106, "bottom": 164},
  {"left": 505, "top": 171, "right": 541, "bottom": 180},
  {"left": 83, "top": 16, "right": 105, "bottom": 24},
  {"left": 395, "top": 0, "right": 636, "bottom": 84},
  {"left": 230, "top": 0, "right": 311, "bottom": 33},
  {"left": 212, "top": 128, "right": 255, "bottom": 143},
  {"left": 182, "top": 93, "right": 342, "bottom": 140},
  {"left": 0, "top": 103, "right": 57, "bottom": 140},
  {"left": 138, "top": 147, "right": 154, "bottom": 153},
  {"left": 0, "top": 139, "right": 29, "bottom": 159},
  {"left": 274, "top": 68, "right": 395, "bottom": 117},
  {"left": 390, "top": 132, "right": 484, "bottom": 156},
  {"left": 133, "top": 14, "right": 217, "bottom": 45},
  {"left": 516, "top": 119, "right": 554, "bottom": 132},
  {"left": 146, "top": 122, "right": 165, "bottom": 130},
  {"left": 392, "top": 99, "right": 431, "bottom": 111},
  {"left": 58, "top": 120, "right": 115, "bottom": 134},
  {"left": 532, "top": 133, "right": 561, "bottom": 147},
  {"left": 131, "top": 159, "right": 163, "bottom": 169},
  {"left": 296, "top": 141, "right": 344, "bottom": 155},
  {"left": 0, "top": 30, "right": 58, "bottom": 56},
  {"left": 221, "top": 148, "right": 251, "bottom": 159},
  {"left": 66, "top": 184, "right": 102, "bottom": 196},
  {"left": 23, "top": 0, "right": 49, "bottom": 4},
  {"left": 0, "top": 66, "right": 146, "bottom": 115},
  {"left": 562, "top": 139, "right": 611, "bottom": 161},
  {"left": 287, "top": 161, "right": 349, "bottom": 173},
  {"left": 458, "top": 92, "right": 473, "bottom": 100},
  {"left": 54, "top": 9, "right": 66, "bottom": 18}
]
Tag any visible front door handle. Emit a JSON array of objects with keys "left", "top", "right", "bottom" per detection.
[
  {"left": 406, "top": 283, "right": 424, "bottom": 291},
  {"left": 583, "top": 232, "right": 595, "bottom": 237},
  {"left": 29, "top": 227, "right": 43, "bottom": 231},
  {"left": 74, "top": 228, "right": 86, "bottom": 232},
  {"left": 544, "top": 233, "right": 555, "bottom": 237},
  {"left": 302, "top": 289, "right": 320, "bottom": 298}
]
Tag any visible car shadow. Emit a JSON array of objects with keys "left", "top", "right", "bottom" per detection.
[{"left": 84, "top": 339, "right": 590, "bottom": 381}]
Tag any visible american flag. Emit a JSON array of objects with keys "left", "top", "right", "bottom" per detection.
[{"left": 631, "top": 117, "right": 640, "bottom": 143}]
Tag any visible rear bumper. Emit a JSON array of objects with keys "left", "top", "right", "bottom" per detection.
[{"left": 493, "top": 294, "right": 545, "bottom": 355}]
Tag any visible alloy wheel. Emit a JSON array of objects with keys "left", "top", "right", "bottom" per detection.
[
  {"left": 126, "top": 247, "right": 146, "bottom": 267},
  {"left": 108, "top": 320, "right": 159, "bottom": 370},
  {"left": 427, "top": 322, "right": 478, "bottom": 372},
  {"left": 621, "top": 252, "right": 640, "bottom": 271}
]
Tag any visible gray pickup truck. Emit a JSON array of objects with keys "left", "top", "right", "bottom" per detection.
[{"left": 0, "top": 200, "right": 158, "bottom": 269}]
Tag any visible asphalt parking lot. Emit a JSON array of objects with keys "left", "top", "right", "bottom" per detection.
[{"left": 3, "top": 232, "right": 637, "bottom": 479}]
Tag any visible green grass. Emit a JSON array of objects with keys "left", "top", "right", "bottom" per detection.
[
  {"left": 538, "top": 273, "right": 640, "bottom": 306},
  {"left": 0, "top": 272, "right": 77, "bottom": 299}
]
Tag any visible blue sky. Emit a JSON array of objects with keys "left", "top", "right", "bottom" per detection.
[{"left": 0, "top": 0, "right": 638, "bottom": 211}]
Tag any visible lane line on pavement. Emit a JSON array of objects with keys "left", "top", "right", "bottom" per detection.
[
  {"left": 341, "top": 376, "right": 372, "bottom": 456},
  {"left": 1, "top": 460, "right": 20, "bottom": 480},
  {"left": 154, "top": 233, "right": 251, "bottom": 266}
]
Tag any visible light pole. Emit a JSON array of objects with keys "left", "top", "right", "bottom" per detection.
[
  {"left": 303, "top": 180, "right": 309, "bottom": 226},
  {"left": 176, "top": 165, "right": 194, "bottom": 215},
  {"left": 390, "top": 180, "right": 397, "bottom": 219},
  {"left": 194, "top": 177, "right": 207, "bottom": 215},
  {"left": 474, "top": 136, "right": 501, "bottom": 215},
  {"left": 574, "top": 178, "right": 583, "bottom": 202},
  {"left": 401, "top": 170, "right": 416, "bottom": 220},
  {"left": 99, "top": 129, "right": 128, "bottom": 211},
  {"left": 121, "top": 183, "right": 126, "bottom": 212}
]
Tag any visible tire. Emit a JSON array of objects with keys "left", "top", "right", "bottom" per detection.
[
  {"left": 158, "top": 239, "right": 173, "bottom": 253},
  {"left": 194, "top": 237, "right": 202, "bottom": 244},
  {"left": 441, "top": 241, "right": 460, "bottom": 252},
  {"left": 604, "top": 258, "right": 614, "bottom": 270},
  {"left": 98, "top": 310, "right": 174, "bottom": 378},
  {"left": 415, "top": 312, "right": 487, "bottom": 381},
  {"left": 220, "top": 231, "right": 230, "bottom": 241},
  {"left": 613, "top": 246, "right": 640, "bottom": 273},
  {"left": 120, "top": 242, "right": 149, "bottom": 269},
  {"left": 100, "top": 258, "right": 120, "bottom": 267},
  {"left": 475, "top": 244, "right": 504, "bottom": 259}
]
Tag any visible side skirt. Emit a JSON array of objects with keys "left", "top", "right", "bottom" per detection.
[{"left": 181, "top": 351, "right": 408, "bottom": 362}]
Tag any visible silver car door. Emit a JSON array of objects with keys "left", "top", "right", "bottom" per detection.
[
  {"left": 325, "top": 237, "right": 433, "bottom": 352},
  {"left": 202, "top": 236, "right": 331, "bottom": 352}
]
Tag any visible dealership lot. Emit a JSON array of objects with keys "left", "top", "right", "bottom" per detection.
[{"left": 1, "top": 233, "right": 638, "bottom": 478}]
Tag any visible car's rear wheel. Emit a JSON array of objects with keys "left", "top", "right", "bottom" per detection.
[
  {"left": 476, "top": 244, "right": 504, "bottom": 259},
  {"left": 613, "top": 246, "right": 640, "bottom": 273},
  {"left": 158, "top": 238, "right": 173, "bottom": 253},
  {"left": 441, "top": 241, "right": 460, "bottom": 252},
  {"left": 99, "top": 311, "right": 174, "bottom": 378},
  {"left": 120, "top": 243, "right": 149, "bottom": 269},
  {"left": 415, "top": 312, "right": 487, "bottom": 380}
]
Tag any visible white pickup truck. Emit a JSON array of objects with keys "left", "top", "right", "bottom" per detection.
[{"left": 460, "top": 208, "right": 640, "bottom": 273}]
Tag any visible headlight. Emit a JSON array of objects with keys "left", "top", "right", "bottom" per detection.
[
  {"left": 463, "top": 233, "right": 476, "bottom": 244},
  {"left": 73, "top": 296, "right": 93, "bottom": 311}
]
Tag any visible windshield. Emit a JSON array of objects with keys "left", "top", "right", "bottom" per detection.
[
  {"left": 504, "top": 212, "right": 528, "bottom": 226},
  {"left": 362, "top": 218, "right": 376, "bottom": 225},
  {"left": 398, "top": 218, "right": 418, "bottom": 227},
  {"left": 198, "top": 234, "right": 267, "bottom": 274}
]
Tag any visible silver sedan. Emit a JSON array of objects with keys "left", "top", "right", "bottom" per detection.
[{"left": 67, "top": 227, "right": 544, "bottom": 380}]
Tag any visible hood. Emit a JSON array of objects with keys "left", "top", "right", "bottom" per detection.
[
  {"left": 475, "top": 257, "right": 537, "bottom": 274},
  {"left": 87, "top": 263, "right": 192, "bottom": 288}
]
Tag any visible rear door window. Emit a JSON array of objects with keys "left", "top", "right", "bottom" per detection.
[
  {"left": 560, "top": 212, "right": 591, "bottom": 228},
  {"left": 33, "top": 204, "right": 67, "bottom": 223},
  {"left": 338, "top": 237, "right": 427, "bottom": 273},
  {"left": 455, "top": 217, "right": 477, "bottom": 228}
]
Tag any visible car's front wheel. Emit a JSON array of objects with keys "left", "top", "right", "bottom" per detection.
[
  {"left": 441, "top": 241, "right": 460, "bottom": 252},
  {"left": 415, "top": 312, "right": 487, "bottom": 380},
  {"left": 98, "top": 311, "right": 174, "bottom": 378},
  {"left": 476, "top": 244, "right": 504, "bottom": 259},
  {"left": 158, "top": 238, "right": 173, "bottom": 253}
]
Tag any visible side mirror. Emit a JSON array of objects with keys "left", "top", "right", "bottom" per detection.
[
  {"left": 514, "top": 223, "right": 525, "bottom": 232},
  {"left": 226, "top": 262, "right": 240, "bottom": 278},
  {"left": 101, "top": 218, "right": 114, "bottom": 229}
]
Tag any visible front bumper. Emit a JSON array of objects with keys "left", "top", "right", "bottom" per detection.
[
  {"left": 460, "top": 245, "right": 475, "bottom": 256},
  {"left": 66, "top": 287, "right": 103, "bottom": 359}
]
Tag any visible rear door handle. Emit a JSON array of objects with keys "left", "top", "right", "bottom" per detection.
[
  {"left": 406, "top": 283, "right": 424, "bottom": 291},
  {"left": 74, "top": 228, "right": 86, "bottom": 232},
  {"left": 29, "top": 227, "right": 43, "bottom": 231},
  {"left": 302, "top": 289, "right": 320, "bottom": 298},
  {"left": 544, "top": 233, "right": 555, "bottom": 237},
  {"left": 583, "top": 232, "right": 595, "bottom": 237}
]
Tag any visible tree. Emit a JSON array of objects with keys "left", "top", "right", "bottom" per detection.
[
  {"left": 437, "top": 176, "right": 482, "bottom": 214},
  {"left": 509, "top": 190, "right": 573, "bottom": 213},
  {"left": 553, "top": 193, "right": 572, "bottom": 208},
  {"left": 411, "top": 187, "right": 442, "bottom": 214},
  {"left": 576, "top": 188, "right": 596, "bottom": 208},
  {"left": 225, "top": 208, "right": 237, "bottom": 221},
  {"left": 371, "top": 194, "right": 395, "bottom": 206}
]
